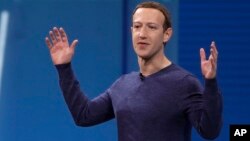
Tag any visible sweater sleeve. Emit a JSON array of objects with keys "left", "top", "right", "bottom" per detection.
[
  {"left": 55, "top": 63, "right": 115, "bottom": 127},
  {"left": 181, "top": 76, "right": 223, "bottom": 140}
]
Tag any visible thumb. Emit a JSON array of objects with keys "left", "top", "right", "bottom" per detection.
[
  {"left": 70, "top": 39, "right": 78, "bottom": 50},
  {"left": 200, "top": 48, "right": 206, "bottom": 62}
]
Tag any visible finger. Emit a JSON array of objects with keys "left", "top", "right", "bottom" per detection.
[
  {"left": 45, "top": 37, "right": 52, "bottom": 50},
  {"left": 210, "top": 48, "right": 217, "bottom": 63},
  {"left": 207, "top": 57, "right": 217, "bottom": 79},
  {"left": 211, "top": 45, "right": 218, "bottom": 63},
  {"left": 70, "top": 40, "right": 78, "bottom": 50},
  {"left": 49, "top": 31, "right": 57, "bottom": 44},
  {"left": 210, "top": 57, "right": 217, "bottom": 73},
  {"left": 59, "top": 27, "right": 68, "bottom": 44},
  {"left": 53, "top": 27, "right": 61, "bottom": 42},
  {"left": 211, "top": 41, "right": 218, "bottom": 55},
  {"left": 200, "top": 48, "right": 206, "bottom": 62},
  {"left": 211, "top": 41, "right": 218, "bottom": 60}
]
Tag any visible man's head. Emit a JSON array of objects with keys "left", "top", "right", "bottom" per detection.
[
  {"left": 131, "top": 1, "right": 172, "bottom": 59},
  {"left": 132, "top": 1, "right": 172, "bottom": 32}
]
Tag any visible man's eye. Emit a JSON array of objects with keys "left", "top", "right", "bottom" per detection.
[
  {"left": 133, "top": 25, "right": 140, "bottom": 29},
  {"left": 149, "top": 26, "right": 157, "bottom": 29}
]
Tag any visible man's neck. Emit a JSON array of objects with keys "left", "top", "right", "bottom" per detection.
[{"left": 138, "top": 55, "right": 172, "bottom": 77}]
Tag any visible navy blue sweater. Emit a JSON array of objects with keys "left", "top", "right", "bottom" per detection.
[{"left": 56, "top": 63, "right": 222, "bottom": 141}]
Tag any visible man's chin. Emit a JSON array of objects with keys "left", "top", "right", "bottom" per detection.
[{"left": 137, "top": 54, "right": 152, "bottom": 60}]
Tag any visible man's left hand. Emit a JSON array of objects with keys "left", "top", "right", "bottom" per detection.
[{"left": 200, "top": 41, "right": 218, "bottom": 79}]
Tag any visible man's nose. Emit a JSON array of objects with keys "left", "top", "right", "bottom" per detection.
[{"left": 139, "top": 27, "right": 147, "bottom": 39}]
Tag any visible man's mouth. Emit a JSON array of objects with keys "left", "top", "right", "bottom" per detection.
[{"left": 137, "top": 42, "right": 150, "bottom": 46}]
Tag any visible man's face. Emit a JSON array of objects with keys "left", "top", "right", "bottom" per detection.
[{"left": 132, "top": 8, "right": 170, "bottom": 59}]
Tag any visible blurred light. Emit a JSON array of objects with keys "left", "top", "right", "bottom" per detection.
[{"left": 0, "top": 10, "right": 9, "bottom": 95}]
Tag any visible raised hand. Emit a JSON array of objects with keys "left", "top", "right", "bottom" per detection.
[
  {"left": 45, "top": 27, "right": 78, "bottom": 65},
  {"left": 200, "top": 41, "right": 218, "bottom": 79}
]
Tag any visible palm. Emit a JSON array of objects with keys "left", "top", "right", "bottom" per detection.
[
  {"left": 200, "top": 42, "right": 218, "bottom": 79},
  {"left": 45, "top": 27, "right": 78, "bottom": 65},
  {"left": 201, "top": 58, "right": 214, "bottom": 78},
  {"left": 50, "top": 40, "right": 72, "bottom": 64}
]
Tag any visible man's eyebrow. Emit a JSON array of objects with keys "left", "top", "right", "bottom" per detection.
[
  {"left": 132, "top": 21, "right": 141, "bottom": 24},
  {"left": 132, "top": 22, "right": 159, "bottom": 25},
  {"left": 147, "top": 22, "right": 159, "bottom": 25}
]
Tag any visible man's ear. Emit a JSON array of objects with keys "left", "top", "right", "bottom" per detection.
[{"left": 163, "top": 28, "right": 172, "bottom": 43}]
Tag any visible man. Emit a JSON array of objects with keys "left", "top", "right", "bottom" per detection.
[{"left": 45, "top": 1, "right": 222, "bottom": 141}]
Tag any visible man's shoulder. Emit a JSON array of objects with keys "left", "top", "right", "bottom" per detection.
[
  {"left": 165, "top": 64, "right": 196, "bottom": 80},
  {"left": 110, "top": 71, "right": 139, "bottom": 86},
  {"left": 167, "top": 64, "right": 203, "bottom": 92}
]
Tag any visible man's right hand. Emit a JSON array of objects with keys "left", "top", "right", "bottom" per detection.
[{"left": 45, "top": 27, "right": 78, "bottom": 65}]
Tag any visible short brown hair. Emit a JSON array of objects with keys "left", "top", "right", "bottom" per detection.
[{"left": 132, "top": 1, "right": 172, "bottom": 31}]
